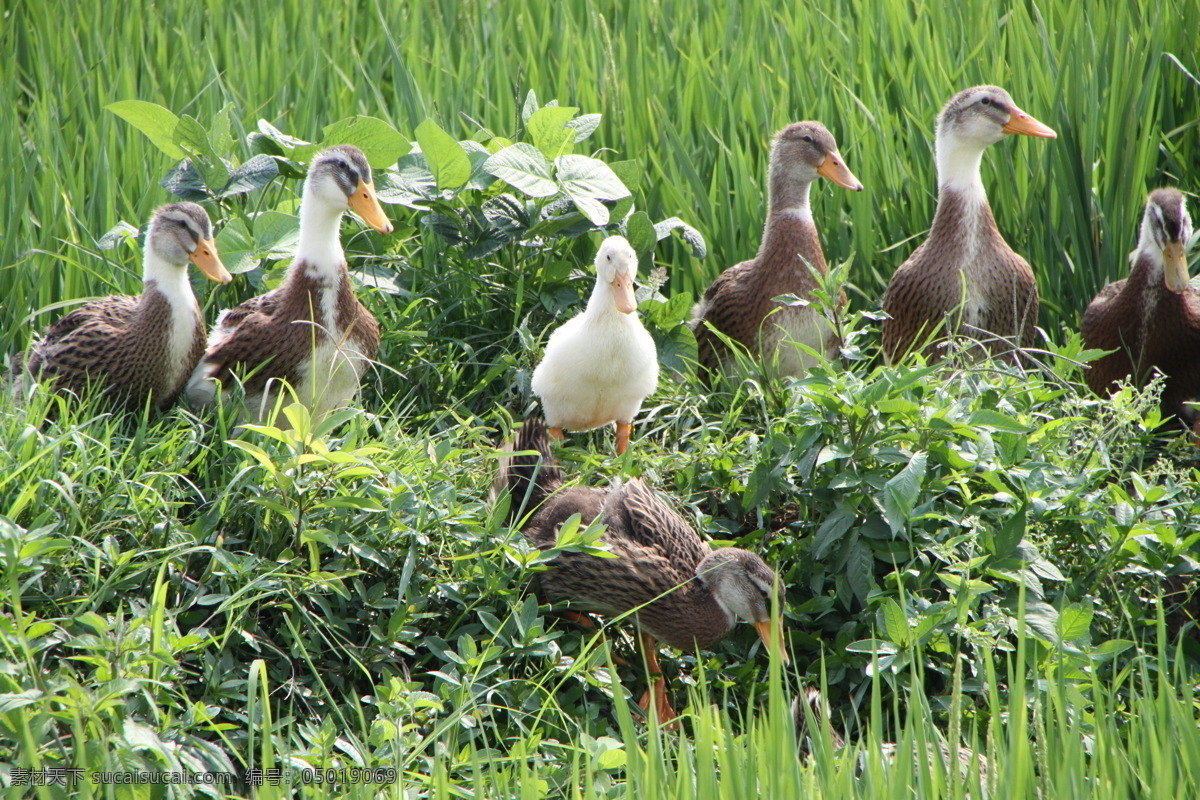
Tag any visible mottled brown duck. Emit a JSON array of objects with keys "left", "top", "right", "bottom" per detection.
[
  {"left": 1081, "top": 188, "right": 1198, "bottom": 431},
  {"left": 499, "top": 417, "right": 787, "bottom": 726},
  {"left": 691, "top": 121, "right": 862, "bottom": 382},
  {"left": 881, "top": 86, "right": 1056, "bottom": 364},
  {"left": 186, "top": 145, "right": 392, "bottom": 421},
  {"left": 18, "top": 202, "right": 231, "bottom": 411},
  {"left": 530, "top": 236, "right": 659, "bottom": 456}
]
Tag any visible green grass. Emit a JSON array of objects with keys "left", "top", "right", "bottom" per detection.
[{"left": 3, "top": 1, "right": 1200, "bottom": 798}]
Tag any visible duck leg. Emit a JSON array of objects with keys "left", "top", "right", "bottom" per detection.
[
  {"left": 615, "top": 421, "right": 632, "bottom": 456},
  {"left": 549, "top": 427, "right": 565, "bottom": 442},
  {"left": 636, "top": 631, "right": 678, "bottom": 727},
  {"left": 557, "top": 610, "right": 629, "bottom": 666}
]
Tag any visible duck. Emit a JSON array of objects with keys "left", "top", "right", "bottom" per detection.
[
  {"left": 881, "top": 86, "right": 1056, "bottom": 364},
  {"left": 530, "top": 236, "right": 658, "bottom": 455},
  {"left": 1081, "top": 187, "right": 1198, "bottom": 431},
  {"left": 17, "top": 202, "right": 231, "bottom": 411},
  {"left": 691, "top": 121, "right": 862, "bottom": 382},
  {"left": 186, "top": 145, "right": 392, "bottom": 421},
  {"left": 499, "top": 417, "right": 787, "bottom": 726}
]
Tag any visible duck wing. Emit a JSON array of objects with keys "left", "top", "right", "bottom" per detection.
[
  {"left": 692, "top": 259, "right": 761, "bottom": 371},
  {"left": 614, "top": 478, "right": 709, "bottom": 569},
  {"left": 25, "top": 296, "right": 140, "bottom": 378},
  {"left": 1080, "top": 279, "right": 1136, "bottom": 395}
]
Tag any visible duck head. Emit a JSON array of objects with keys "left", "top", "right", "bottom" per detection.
[
  {"left": 697, "top": 547, "right": 789, "bottom": 663},
  {"left": 1139, "top": 187, "right": 1194, "bottom": 293},
  {"left": 305, "top": 145, "right": 394, "bottom": 234},
  {"left": 145, "top": 202, "right": 231, "bottom": 284},
  {"left": 594, "top": 235, "right": 639, "bottom": 315},
  {"left": 935, "top": 86, "right": 1055, "bottom": 192},
  {"left": 770, "top": 121, "right": 862, "bottom": 206}
]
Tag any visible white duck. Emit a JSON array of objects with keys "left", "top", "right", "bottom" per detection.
[
  {"left": 531, "top": 236, "right": 659, "bottom": 455},
  {"left": 186, "top": 145, "right": 391, "bottom": 421}
]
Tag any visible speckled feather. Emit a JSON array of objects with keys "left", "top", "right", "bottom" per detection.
[
  {"left": 502, "top": 419, "right": 772, "bottom": 651},
  {"left": 197, "top": 265, "right": 379, "bottom": 397},
  {"left": 24, "top": 289, "right": 205, "bottom": 411},
  {"left": 1082, "top": 252, "right": 1200, "bottom": 424},
  {"left": 881, "top": 193, "right": 1038, "bottom": 361}
]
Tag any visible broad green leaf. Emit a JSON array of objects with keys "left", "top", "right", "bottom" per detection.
[
  {"left": 527, "top": 105, "right": 578, "bottom": 158},
  {"left": 174, "top": 115, "right": 229, "bottom": 191},
  {"left": 321, "top": 116, "right": 410, "bottom": 169},
  {"left": 159, "top": 160, "right": 209, "bottom": 202},
  {"left": 968, "top": 409, "right": 1031, "bottom": 433},
  {"left": 254, "top": 211, "right": 300, "bottom": 258},
  {"left": 485, "top": 143, "right": 558, "bottom": 198},
  {"left": 881, "top": 599, "right": 908, "bottom": 646},
  {"left": 882, "top": 451, "right": 927, "bottom": 534},
  {"left": 653, "top": 217, "right": 708, "bottom": 257},
  {"left": 554, "top": 155, "right": 632, "bottom": 201},
  {"left": 608, "top": 159, "right": 642, "bottom": 192},
  {"left": 97, "top": 221, "right": 140, "bottom": 251},
  {"left": 624, "top": 211, "right": 657, "bottom": 256},
  {"left": 565, "top": 113, "right": 602, "bottom": 143},
  {"left": 210, "top": 104, "right": 236, "bottom": 157},
  {"left": 569, "top": 194, "right": 610, "bottom": 226},
  {"left": 106, "top": 100, "right": 184, "bottom": 160},
  {"left": 415, "top": 119, "right": 471, "bottom": 190},
  {"left": 214, "top": 218, "right": 259, "bottom": 274},
  {"left": 1058, "top": 604, "right": 1093, "bottom": 643},
  {"left": 521, "top": 90, "right": 539, "bottom": 124},
  {"left": 219, "top": 154, "right": 279, "bottom": 198}
]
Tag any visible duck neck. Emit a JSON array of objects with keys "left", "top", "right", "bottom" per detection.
[
  {"left": 757, "top": 178, "right": 825, "bottom": 269},
  {"left": 931, "top": 136, "right": 993, "bottom": 245},
  {"left": 141, "top": 252, "right": 195, "bottom": 311},
  {"left": 295, "top": 187, "right": 347, "bottom": 282},
  {"left": 584, "top": 280, "right": 626, "bottom": 322}
]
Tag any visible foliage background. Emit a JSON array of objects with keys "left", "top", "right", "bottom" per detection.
[{"left": 1, "top": 0, "right": 1199, "bottom": 797}]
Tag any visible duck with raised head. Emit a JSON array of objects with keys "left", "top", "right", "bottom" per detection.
[
  {"left": 18, "top": 202, "right": 231, "bottom": 411},
  {"left": 499, "top": 417, "right": 787, "bottom": 726},
  {"left": 531, "top": 236, "right": 658, "bottom": 456},
  {"left": 691, "top": 121, "right": 862, "bottom": 382},
  {"left": 1081, "top": 188, "right": 1198, "bottom": 431},
  {"left": 881, "top": 86, "right": 1056, "bottom": 364},
  {"left": 186, "top": 145, "right": 392, "bottom": 421}
]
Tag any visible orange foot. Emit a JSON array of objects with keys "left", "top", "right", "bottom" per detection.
[
  {"left": 549, "top": 427, "right": 565, "bottom": 442},
  {"left": 615, "top": 421, "right": 631, "bottom": 456},
  {"left": 637, "top": 678, "right": 679, "bottom": 730}
]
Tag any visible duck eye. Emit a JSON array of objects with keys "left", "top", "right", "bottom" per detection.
[
  {"left": 980, "top": 97, "right": 992, "bottom": 106},
  {"left": 802, "top": 135, "right": 814, "bottom": 143}
]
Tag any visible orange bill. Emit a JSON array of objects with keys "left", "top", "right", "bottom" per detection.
[
  {"left": 753, "top": 619, "right": 790, "bottom": 665},
  {"left": 1163, "top": 242, "right": 1190, "bottom": 294},
  {"left": 348, "top": 179, "right": 394, "bottom": 235},
  {"left": 611, "top": 270, "right": 637, "bottom": 314},
  {"left": 189, "top": 238, "right": 232, "bottom": 284},
  {"left": 816, "top": 151, "right": 863, "bottom": 191},
  {"left": 1001, "top": 106, "right": 1057, "bottom": 138}
]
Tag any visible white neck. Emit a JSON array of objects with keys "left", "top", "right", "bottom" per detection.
[
  {"left": 142, "top": 251, "right": 194, "bottom": 306},
  {"left": 774, "top": 182, "right": 814, "bottom": 222},
  {"left": 935, "top": 135, "right": 988, "bottom": 204},
  {"left": 295, "top": 184, "right": 347, "bottom": 278},
  {"left": 585, "top": 279, "right": 623, "bottom": 320}
]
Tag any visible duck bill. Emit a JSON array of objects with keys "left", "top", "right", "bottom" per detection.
[
  {"left": 1163, "top": 242, "right": 1190, "bottom": 293},
  {"left": 1001, "top": 106, "right": 1057, "bottom": 138},
  {"left": 611, "top": 271, "right": 637, "bottom": 314},
  {"left": 816, "top": 152, "right": 864, "bottom": 191},
  {"left": 190, "top": 238, "right": 232, "bottom": 284},
  {"left": 753, "top": 619, "right": 790, "bottom": 665},
  {"left": 349, "top": 179, "right": 394, "bottom": 235}
]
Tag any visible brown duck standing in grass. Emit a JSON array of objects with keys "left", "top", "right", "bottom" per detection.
[
  {"left": 499, "top": 417, "right": 787, "bottom": 726},
  {"left": 691, "top": 122, "right": 862, "bottom": 382},
  {"left": 1081, "top": 188, "right": 1198, "bottom": 432},
  {"left": 881, "top": 86, "right": 1056, "bottom": 364},
  {"left": 186, "top": 145, "right": 392, "bottom": 421},
  {"left": 18, "top": 203, "right": 231, "bottom": 411}
]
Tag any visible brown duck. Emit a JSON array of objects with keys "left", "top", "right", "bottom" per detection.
[
  {"left": 1081, "top": 187, "right": 1198, "bottom": 431},
  {"left": 499, "top": 417, "right": 787, "bottom": 726},
  {"left": 18, "top": 202, "right": 230, "bottom": 411},
  {"left": 187, "top": 145, "right": 392, "bottom": 421},
  {"left": 881, "top": 86, "right": 1056, "bottom": 364},
  {"left": 691, "top": 121, "right": 862, "bottom": 382}
]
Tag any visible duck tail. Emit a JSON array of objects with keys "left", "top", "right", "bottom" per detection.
[{"left": 495, "top": 417, "right": 562, "bottom": 523}]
